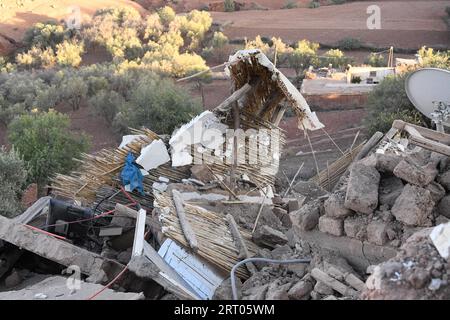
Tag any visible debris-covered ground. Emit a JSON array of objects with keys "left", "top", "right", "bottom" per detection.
[{"left": 0, "top": 50, "right": 449, "bottom": 300}]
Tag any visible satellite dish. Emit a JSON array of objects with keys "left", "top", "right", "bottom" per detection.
[{"left": 405, "top": 68, "right": 450, "bottom": 132}]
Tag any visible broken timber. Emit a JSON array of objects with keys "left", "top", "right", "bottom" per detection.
[
  {"left": 226, "top": 214, "right": 257, "bottom": 274},
  {"left": 214, "top": 83, "right": 252, "bottom": 114},
  {"left": 172, "top": 190, "right": 198, "bottom": 252}
]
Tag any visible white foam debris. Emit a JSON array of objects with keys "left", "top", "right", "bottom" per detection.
[
  {"left": 119, "top": 135, "right": 146, "bottom": 149},
  {"left": 136, "top": 139, "right": 170, "bottom": 171},
  {"left": 429, "top": 222, "right": 450, "bottom": 259}
]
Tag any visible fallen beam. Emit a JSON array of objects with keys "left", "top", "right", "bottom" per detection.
[
  {"left": 213, "top": 83, "right": 252, "bottom": 114},
  {"left": 172, "top": 190, "right": 198, "bottom": 252},
  {"left": 226, "top": 214, "right": 257, "bottom": 274}
]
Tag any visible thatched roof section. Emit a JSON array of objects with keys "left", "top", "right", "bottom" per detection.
[{"left": 224, "top": 49, "right": 324, "bottom": 131}]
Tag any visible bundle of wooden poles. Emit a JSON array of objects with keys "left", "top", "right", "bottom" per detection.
[
  {"left": 309, "top": 141, "right": 366, "bottom": 191},
  {"left": 154, "top": 192, "right": 260, "bottom": 279}
]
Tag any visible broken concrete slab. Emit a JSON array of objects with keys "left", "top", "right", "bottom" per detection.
[
  {"left": 272, "top": 207, "right": 292, "bottom": 228},
  {"left": 345, "top": 163, "right": 380, "bottom": 214},
  {"left": 0, "top": 215, "right": 122, "bottom": 279},
  {"left": 0, "top": 275, "right": 143, "bottom": 300},
  {"left": 252, "top": 225, "right": 288, "bottom": 249},
  {"left": 393, "top": 160, "right": 438, "bottom": 187},
  {"left": 391, "top": 184, "right": 434, "bottom": 227},
  {"left": 318, "top": 216, "right": 344, "bottom": 236}
]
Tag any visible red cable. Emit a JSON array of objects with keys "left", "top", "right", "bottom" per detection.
[
  {"left": 86, "top": 265, "right": 129, "bottom": 300},
  {"left": 120, "top": 185, "right": 137, "bottom": 206},
  {"left": 25, "top": 225, "right": 67, "bottom": 240}
]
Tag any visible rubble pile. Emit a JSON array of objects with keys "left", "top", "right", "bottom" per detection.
[{"left": 363, "top": 225, "right": 450, "bottom": 300}]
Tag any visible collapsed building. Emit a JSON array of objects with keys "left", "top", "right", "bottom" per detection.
[{"left": 0, "top": 50, "right": 449, "bottom": 300}]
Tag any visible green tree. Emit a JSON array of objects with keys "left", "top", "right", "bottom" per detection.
[
  {"left": 60, "top": 76, "right": 88, "bottom": 110},
  {"left": 363, "top": 74, "right": 425, "bottom": 136},
  {"left": 0, "top": 147, "right": 28, "bottom": 217},
  {"left": 23, "top": 21, "right": 71, "bottom": 49},
  {"left": 114, "top": 76, "right": 202, "bottom": 134},
  {"left": 56, "top": 40, "right": 85, "bottom": 67},
  {"left": 8, "top": 111, "right": 90, "bottom": 191},
  {"left": 365, "top": 53, "right": 386, "bottom": 67},
  {"left": 158, "top": 6, "right": 176, "bottom": 26},
  {"left": 418, "top": 47, "right": 450, "bottom": 69},
  {"left": 287, "top": 40, "right": 319, "bottom": 79},
  {"left": 324, "top": 49, "right": 349, "bottom": 68},
  {"left": 89, "top": 89, "right": 126, "bottom": 124}
]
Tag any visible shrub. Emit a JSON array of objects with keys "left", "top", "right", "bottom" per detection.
[
  {"left": 158, "top": 6, "right": 176, "bottom": 25},
  {"left": 309, "top": 1, "right": 320, "bottom": 8},
  {"left": 418, "top": 46, "right": 450, "bottom": 69},
  {"left": 287, "top": 40, "right": 320, "bottom": 76},
  {"left": 178, "top": 10, "right": 213, "bottom": 50},
  {"left": 282, "top": 0, "right": 298, "bottom": 9},
  {"left": 245, "top": 36, "right": 270, "bottom": 54},
  {"left": 16, "top": 46, "right": 56, "bottom": 69},
  {"left": 365, "top": 53, "right": 386, "bottom": 67},
  {"left": 56, "top": 40, "right": 84, "bottom": 67},
  {"left": 323, "top": 49, "right": 349, "bottom": 68},
  {"left": 8, "top": 111, "right": 90, "bottom": 190},
  {"left": 363, "top": 74, "right": 425, "bottom": 136},
  {"left": 351, "top": 76, "right": 361, "bottom": 84},
  {"left": 211, "top": 31, "right": 229, "bottom": 49},
  {"left": 114, "top": 76, "right": 202, "bottom": 135},
  {"left": 60, "top": 76, "right": 88, "bottom": 110},
  {"left": 0, "top": 147, "right": 28, "bottom": 218},
  {"left": 89, "top": 89, "right": 126, "bottom": 124},
  {"left": 338, "top": 37, "right": 362, "bottom": 50},
  {"left": 224, "top": 0, "right": 236, "bottom": 12},
  {"left": 23, "top": 21, "right": 71, "bottom": 49}
]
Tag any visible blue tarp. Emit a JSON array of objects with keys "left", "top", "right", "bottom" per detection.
[{"left": 120, "top": 152, "right": 144, "bottom": 195}]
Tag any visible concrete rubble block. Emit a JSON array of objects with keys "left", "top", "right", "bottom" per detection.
[
  {"left": 287, "top": 280, "right": 314, "bottom": 300},
  {"left": 190, "top": 165, "right": 215, "bottom": 183},
  {"left": 265, "top": 281, "right": 292, "bottom": 300},
  {"left": 375, "top": 153, "right": 403, "bottom": 173},
  {"left": 344, "top": 217, "right": 367, "bottom": 240},
  {"left": 391, "top": 184, "right": 435, "bottom": 227},
  {"left": 324, "top": 191, "right": 354, "bottom": 218},
  {"left": 314, "top": 281, "right": 334, "bottom": 295},
  {"left": 252, "top": 225, "right": 288, "bottom": 249},
  {"left": 345, "top": 163, "right": 380, "bottom": 214},
  {"left": 272, "top": 207, "right": 292, "bottom": 228},
  {"left": 344, "top": 273, "right": 366, "bottom": 292},
  {"left": 437, "top": 195, "right": 450, "bottom": 219},
  {"left": 311, "top": 268, "right": 358, "bottom": 299},
  {"left": 289, "top": 201, "right": 321, "bottom": 231},
  {"left": 366, "top": 221, "right": 388, "bottom": 246},
  {"left": 437, "top": 171, "right": 450, "bottom": 191},
  {"left": 242, "top": 284, "right": 268, "bottom": 300},
  {"left": 393, "top": 159, "right": 438, "bottom": 187},
  {"left": 318, "top": 216, "right": 344, "bottom": 236},
  {"left": 378, "top": 176, "right": 404, "bottom": 207},
  {"left": 288, "top": 198, "right": 304, "bottom": 213},
  {"left": 426, "top": 181, "right": 446, "bottom": 203}
]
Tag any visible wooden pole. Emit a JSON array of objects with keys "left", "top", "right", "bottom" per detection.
[
  {"left": 172, "top": 190, "right": 198, "bottom": 252},
  {"left": 226, "top": 214, "right": 257, "bottom": 274}
]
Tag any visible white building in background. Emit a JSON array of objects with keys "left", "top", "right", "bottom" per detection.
[{"left": 346, "top": 66, "right": 395, "bottom": 84}]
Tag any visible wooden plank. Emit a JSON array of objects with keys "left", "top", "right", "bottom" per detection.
[
  {"left": 213, "top": 83, "right": 252, "bottom": 113},
  {"left": 394, "top": 120, "right": 450, "bottom": 144},
  {"left": 226, "top": 214, "right": 257, "bottom": 275},
  {"left": 257, "top": 91, "right": 284, "bottom": 118},
  {"left": 311, "top": 268, "right": 358, "bottom": 298},
  {"left": 132, "top": 208, "right": 146, "bottom": 257},
  {"left": 172, "top": 190, "right": 198, "bottom": 252}
]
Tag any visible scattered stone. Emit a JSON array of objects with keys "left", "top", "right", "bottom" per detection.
[
  {"left": 375, "top": 153, "right": 402, "bottom": 173},
  {"left": 288, "top": 198, "right": 304, "bottom": 213},
  {"left": 345, "top": 273, "right": 366, "bottom": 292},
  {"left": 287, "top": 280, "right": 313, "bottom": 300},
  {"left": 314, "top": 281, "right": 334, "bottom": 295},
  {"left": 253, "top": 225, "right": 288, "bottom": 249},
  {"left": 437, "top": 171, "right": 450, "bottom": 191},
  {"left": 242, "top": 284, "right": 268, "bottom": 300},
  {"left": 437, "top": 195, "right": 450, "bottom": 219},
  {"left": 190, "top": 165, "right": 215, "bottom": 183},
  {"left": 344, "top": 217, "right": 366, "bottom": 240},
  {"left": 289, "top": 201, "right": 321, "bottom": 231},
  {"left": 345, "top": 163, "right": 380, "bottom": 214},
  {"left": 324, "top": 191, "right": 353, "bottom": 218},
  {"left": 273, "top": 207, "right": 292, "bottom": 228},
  {"left": 393, "top": 160, "right": 438, "bottom": 187},
  {"left": 378, "top": 176, "right": 404, "bottom": 207},
  {"left": 426, "top": 181, "right": 446, "bottom": 203},
  {"left": 367, "top": 221, "right": 388, "bottom": 246},
  {"left": 117, "top": 249, "right": 132, "bottom": 265},
  {"left": 213, "top": 277, "right": 233, "bottom": 300},
  {"left": 391, "top": 184, "right": 434, "bottom": 227},
  {"left": 265, "top": 281, "right": 291, "bottom": 300},
  {"left": 318, "top": 216, "right": 344, "bottom": 236},
  {"left": 5, "top": 269, "right": 23, "bottom": 288}
]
